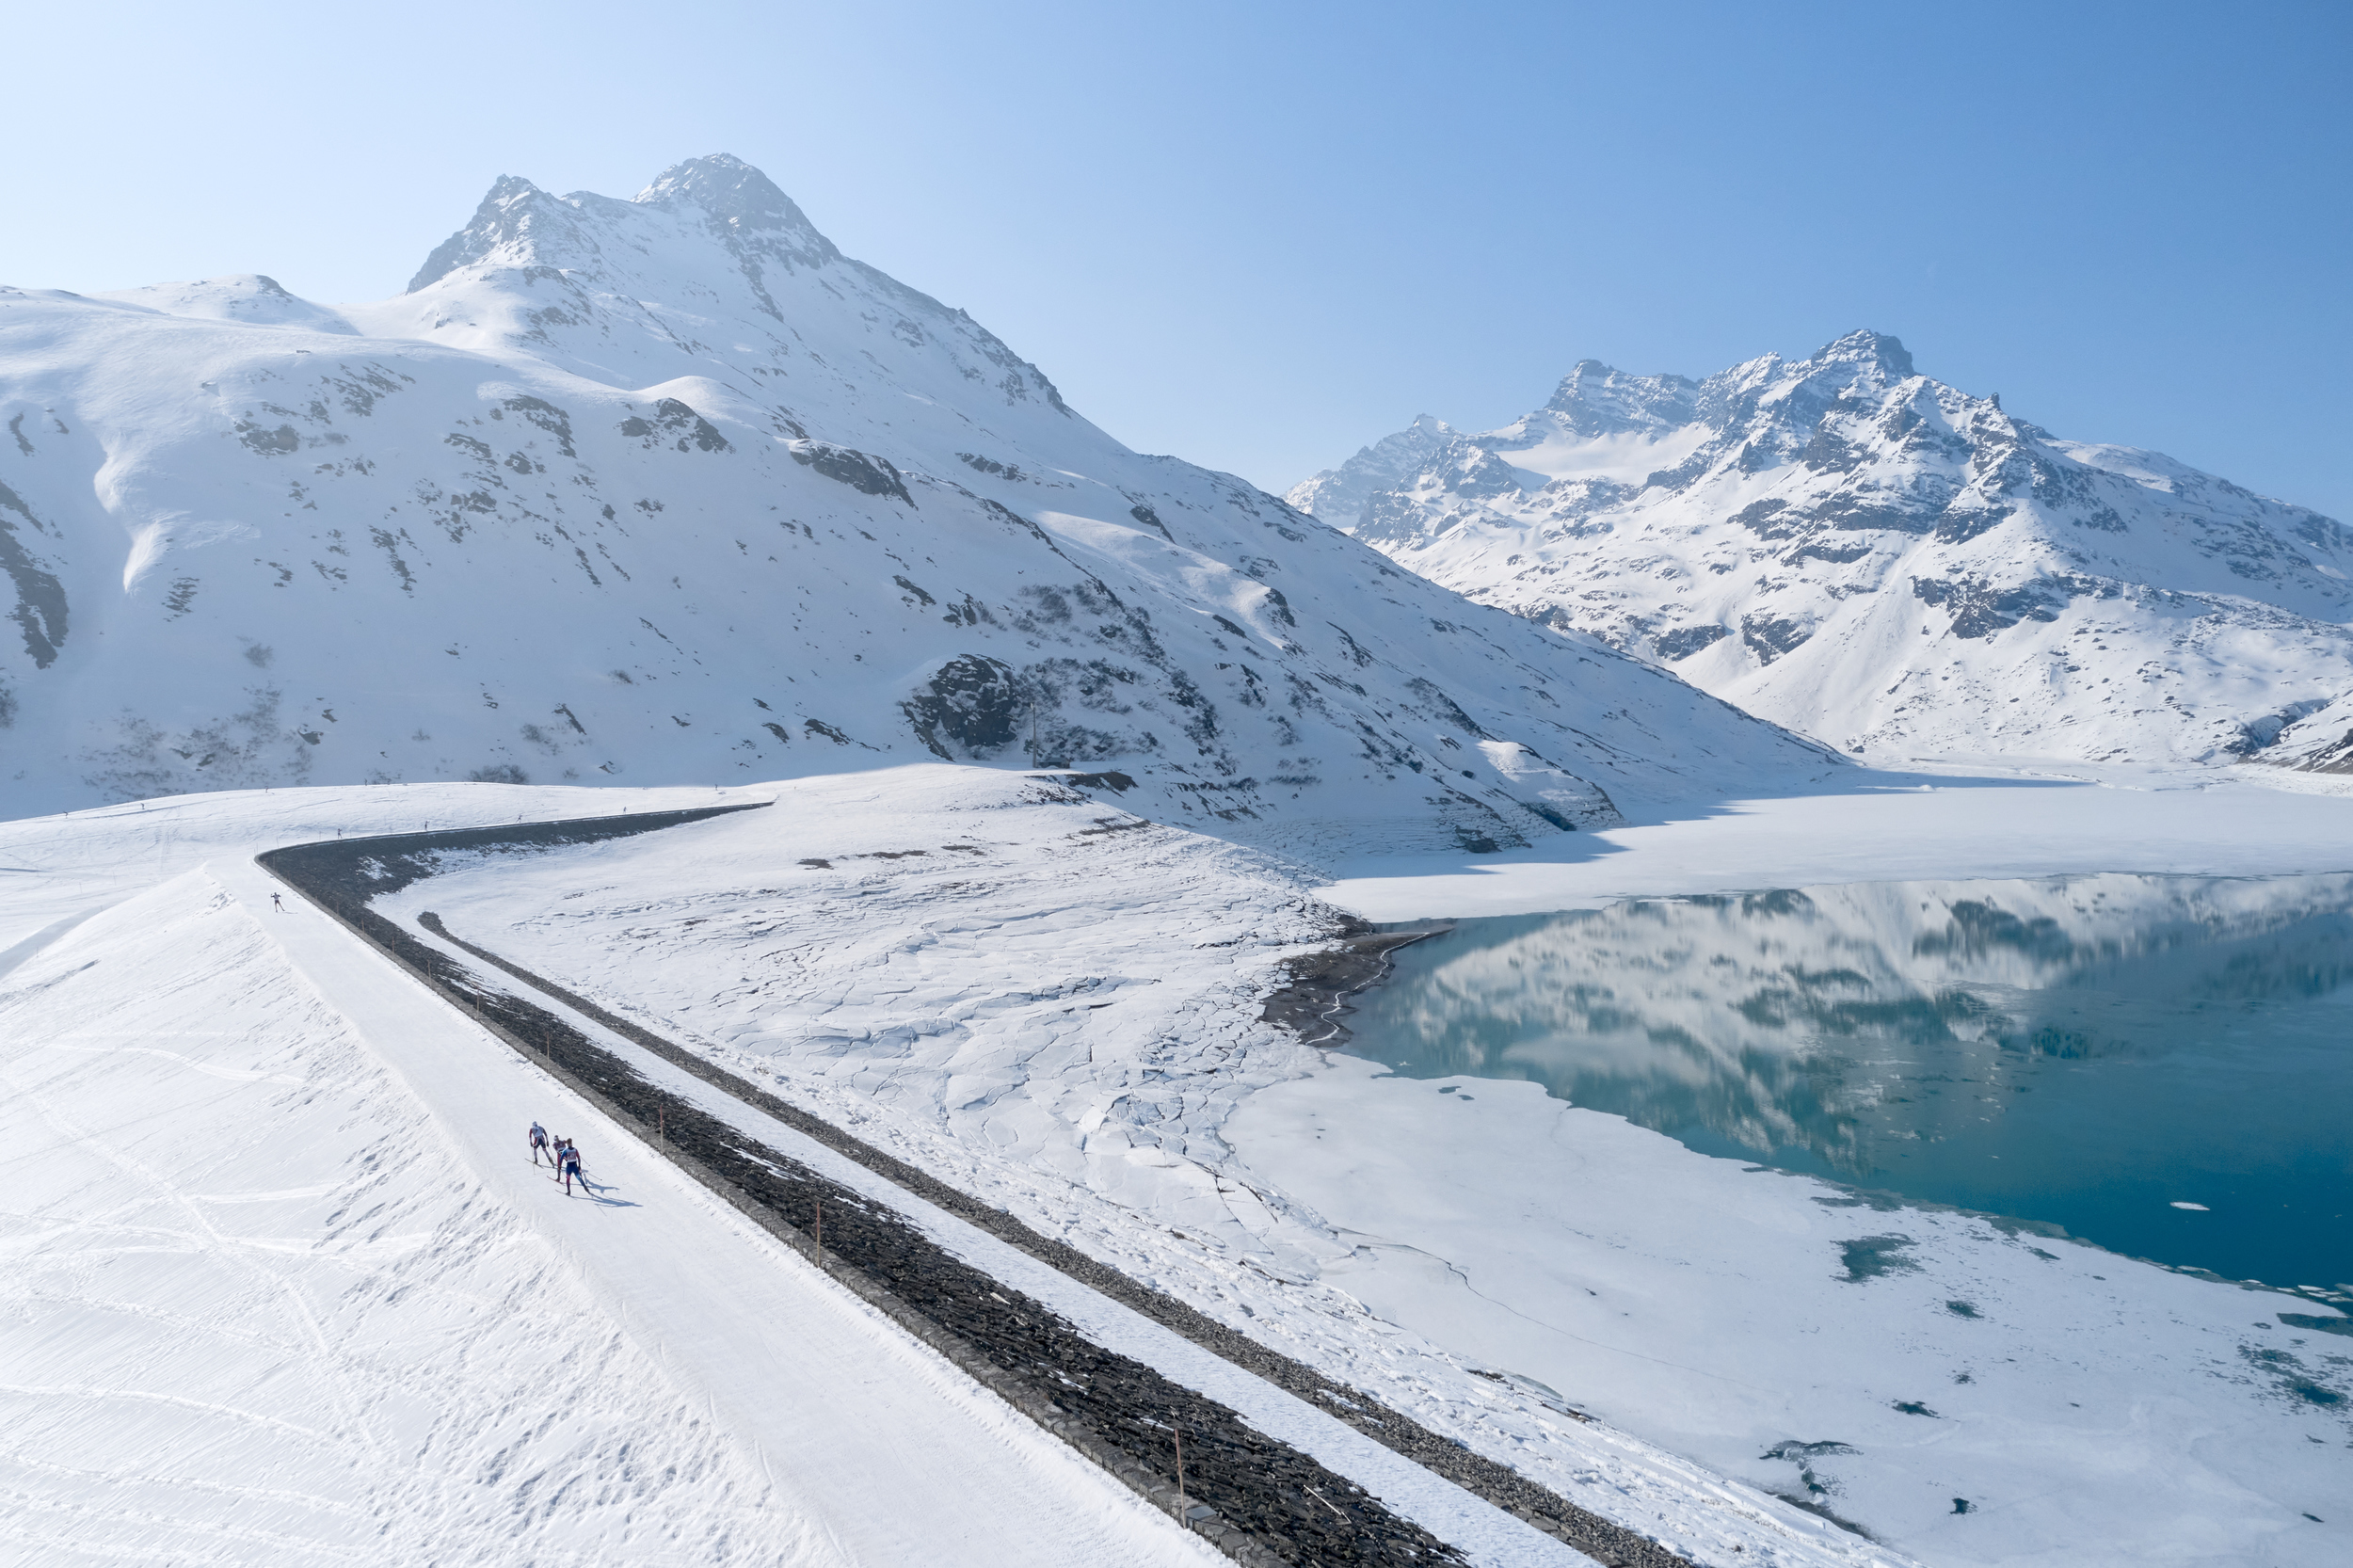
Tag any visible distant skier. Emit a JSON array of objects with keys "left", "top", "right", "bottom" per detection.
[
  {"left": 529, "top": 1121, "right": 550, "bottom": 1165},
  {"left": 558, "top": 1140, "right": 584, "bottom": 1196},
  {"left": 270, "top": 893, "right": 283, "bottom": 912}
]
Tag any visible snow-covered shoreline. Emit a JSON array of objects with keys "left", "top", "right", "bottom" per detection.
[
  {"left": 1320, "top": 758, "right": 2353, "bottom": 921},
  {"left": 6, "top": 760, "right": 2348, "bottom": 1565}
]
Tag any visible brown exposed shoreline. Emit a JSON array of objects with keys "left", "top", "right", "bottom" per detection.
[{"left": 1260, "top": 921, "right": 1449, "bottom": 1048}]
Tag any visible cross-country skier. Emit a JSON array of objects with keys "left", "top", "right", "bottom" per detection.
[
  {"left": 558, "top": 1140, "right": 584, "bottom": 1196},
  {"left": 529, "top": 1121, "right": 550, "bottom": 1165},
  {"left": 270, "top": 893, "right": 283, "bottom": 912}
]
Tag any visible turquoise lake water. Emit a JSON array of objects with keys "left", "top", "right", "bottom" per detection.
[{"left": 1346, "top": 873, "right": 2353, "bottom": 1294}]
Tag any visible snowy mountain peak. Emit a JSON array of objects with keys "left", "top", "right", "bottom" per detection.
[
  {"left": 366, "top": 154, "right": 1071, "bottom": 429},
  {"left": 1716, "top": 330, "right": 1924, "bottom": 440},
  {"left": 403, "top": 154, "right": 839, "bottom": 299},
  {"left": 632, "top": 152, "right": 826, "bottom": 238},
  {"left": 1291, "top": 333, "right": 2353, "bottom": 765},
  {"left": 1812, "top": 328, "right": 1914, "bottom": 377},
  {"left": 1541, "top": 360, "right": 1700, "bottom": 437},
  {"left": 404, "top": 173, "right": 568, "bottom": 292}
]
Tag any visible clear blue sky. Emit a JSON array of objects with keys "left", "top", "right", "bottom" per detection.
[{"left": 8, "top": 1, "right": 2347, "bottom": 516}]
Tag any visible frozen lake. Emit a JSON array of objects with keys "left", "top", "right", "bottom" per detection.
[{"left": 1347, "top": 873, "right": 2353, "bottom": 1291}]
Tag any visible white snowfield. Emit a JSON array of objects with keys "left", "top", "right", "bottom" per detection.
[
  {"left": 1288, "top": 335, "right": 2353, "bottom": 771},
  {"left": 362, "top": 764, "right": 2349, "bottom": 1566},
  {"left": 0, "top": 153, "right": 1831, "bottom": 857},
  {"left": 6, "top": 762, "right": 2348, "bottom": 1567},
  {"left": 389, "top": 901, "right": 1593, "bottom": 1568},
  {"left": 0, "top": 792, "right": 1225, "bottom": 1566},
  {"left": 2, "top": 772, "right": 1910, "bottom": 1568}
]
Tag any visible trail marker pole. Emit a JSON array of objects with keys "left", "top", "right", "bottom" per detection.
[
  {"left": 1176, "top": 1422, "right": 1185, "bottom": 1516},
  {"left": 658, "top": 1107, "right": 665, "bottom": 1144},
  {"left": 815, "top": 1199, "right": 823, "bottom": 1272}
]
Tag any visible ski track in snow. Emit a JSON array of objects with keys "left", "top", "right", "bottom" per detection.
[
  {"left": 0, "top": 788, "right": 1219, "bottom": 1568},
  {"left": 1, "top": 872, "right": 818, "bottom": 1566}
]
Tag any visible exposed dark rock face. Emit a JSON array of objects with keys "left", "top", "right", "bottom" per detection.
[
  {"left": 787, "top": 439, "right": 912, "bottom": 501},
  {"left": 903, "top": 653, "right": 1024, "bottom": 759},
  {"left": 0, "top": 480, "right": 68, "bottom": 669},
  {"left": 1654, "top": 624, "right": 1730, "bottom": 663},
  {"left": 622, "top": 398, "right": 730, "bottom": 453}
]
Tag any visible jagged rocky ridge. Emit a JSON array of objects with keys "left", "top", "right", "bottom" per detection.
[
  {"left": 1289, "top": 332, "right": 2353, "bottom": 764},
  {"left": 0, "top": 155, "right": 1834, "bottom": 850}
]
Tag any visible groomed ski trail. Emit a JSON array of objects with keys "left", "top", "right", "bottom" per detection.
[{"left": 208, "top": 855, "right": 1221, "bottom": 1568}]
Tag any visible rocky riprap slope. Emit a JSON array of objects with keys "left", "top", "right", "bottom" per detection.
[
  {"left": 1290, "top": 331, "right": 2353, "bottom": 763},
  {"left": 0, "top": 155, "right": 1831, "bottom": 853}
]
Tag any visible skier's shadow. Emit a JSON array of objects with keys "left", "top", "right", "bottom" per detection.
[
  {"left": 570, "top": 1175, "right": 640, "bottom": 1208},
  {"left": 541, "top": 1166, "right": 641, "bottom": 1208}
]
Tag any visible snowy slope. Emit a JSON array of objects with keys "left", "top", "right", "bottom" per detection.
[
  {"left": 0, "top": 816, "right": 1217, "bottom": 1567},
  {"left": 10, "top": 764, "right": 2348, "bottom": 1565},
  {"left": 0, "top": 155, "right": 1832, "bottom": 852},
  {"left": 0, "top": 774, "right": 1905, "bottom": 1568},
  {"left": 376, "top": 764, "right": 2353, "bottom": 1568},
  {"left": 347, "top": 767, "right": 1916, "bottom": 1568},
  {"left": 2268, "top": 685, "right": 2353, "bottom": 772},
  {"left": 1289, "top": 333, "right": 2353, "bottom": 763}
]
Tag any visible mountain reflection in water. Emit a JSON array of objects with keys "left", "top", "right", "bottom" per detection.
[{"left": 1347, "top": 874, "right": 2353, "bottom": 1287}]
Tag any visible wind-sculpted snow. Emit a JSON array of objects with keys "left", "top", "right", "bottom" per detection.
[
  {"left": 1290, "top": 331, "right": 2353, "bottom": 764},
  {"left": 0, "top": 154, "right": 1831, "bottom": 846}
]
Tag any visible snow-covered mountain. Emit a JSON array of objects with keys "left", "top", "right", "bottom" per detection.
[
  {"left": 0, "top": 155, "right": 1833, "bottom": 849},
  {"left": 2269, "top": 685, "right": 2353, "bottom": 772},
  {"left": 1289, "top": 332, "right": 2353, "bottom": 763}
]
